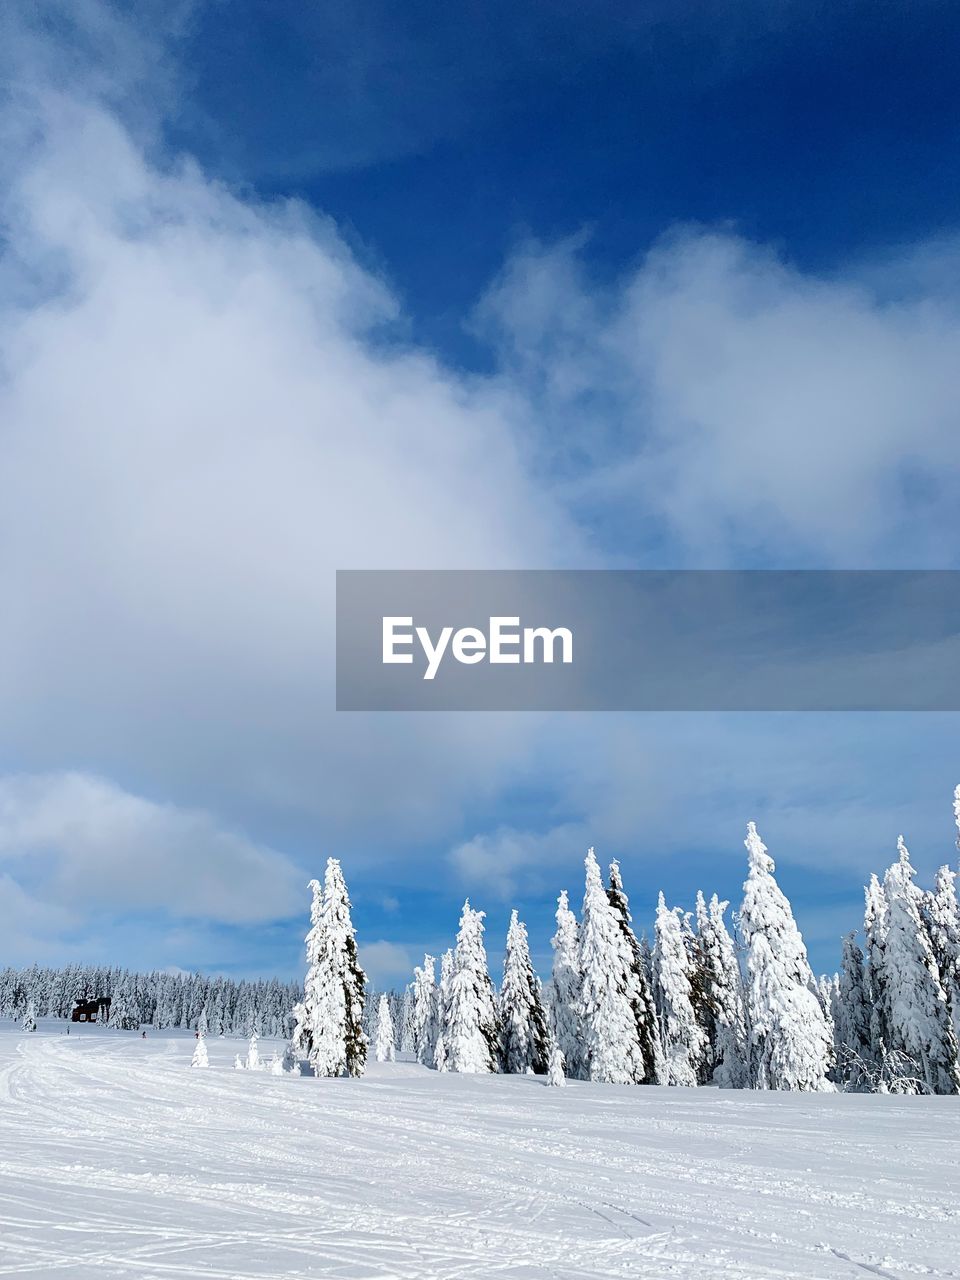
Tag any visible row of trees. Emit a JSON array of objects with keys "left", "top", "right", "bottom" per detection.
[
  {"left": 9, "top": 793, "right": 960, "bottom": 1097},
  {"left": 0, "top": 962, "right": 301, "bottom": 1039},
  {"left": 400, "top": 802, "right": 960, "bottom": 1094}
]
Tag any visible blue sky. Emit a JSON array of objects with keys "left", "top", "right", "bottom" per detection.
[
  {"left": 1, "top": 0, "right": 960, "bottom": 987},
  {"left": 169, "top": 0, "right": 960, "bottom": 365}
]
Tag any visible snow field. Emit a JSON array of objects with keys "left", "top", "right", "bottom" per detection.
[{"left": 0, "top": 1023, "right": 957, "bottom": 1279}]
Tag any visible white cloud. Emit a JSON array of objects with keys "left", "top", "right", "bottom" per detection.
[
  {"left": 0, "top": 872, "right": 82, "bottom": 966},
  {"left": 0, "top": 85, "right": 582, "bottom": 854},
  {"left": 0, "top": 771, "right": 303, "bottom": 923},
  {"left": 479, "top": 230, "right": 960, "bottom": 566},
  {"left": 450, "top": 822, "right": 587, "bottom": 901}
]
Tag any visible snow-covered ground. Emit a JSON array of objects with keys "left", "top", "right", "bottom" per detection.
[{"left": 0, "top": 1023, "right": 956, "bottom": 1279}]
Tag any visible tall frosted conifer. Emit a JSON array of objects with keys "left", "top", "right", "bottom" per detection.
[
  {"left": 550, "top": 890, "right": 584, "bottom": 1078},
  {"left": 500, "top": 910, "right": 550, "bottom": 1075},
  {"left": 925, "top": 866, "right": 960, "bottom": 1040},
  {"left": 864, "top": 872, "right": 889, "bottom": 1060},
  {"left": 446, "top": 902, "right": 500, "bottom": 1074},
  {"left": 411, "top": 955, "right": 439, "bottom": 1067},
  {"left": 608, "top": 862, "right": 665, "bottom": 1084},
  {"left": 835, "top": 932, "right": 871, "bottom": 1083},
  {"left": 696, "top": 891, "right": 749, "bottom": 1088},
  {"left": 740, "top": 823, "right": 833, "bottom": 1091},
  {"left": 882, "top": 837, "right": 959, "bottom": 1094},
  {"left": 292, "top": 860, "right": 367, "bottom": 1078},
  {"left": 436, "top": 947, "right": 455, "bottom": 1070},
  {"left": 653, "top": 895, "right": 706, "bottom": 1087},
  {"left": 290, "top": 878, "right": 324, "bottom": 1060},
  {"left": 679, "top": 904, "right": 714, "bottom": 1083},
  {"left": 577, "top": 848, "right": 646, "bottom": 1084},
  {"left": 374, "top": 994, "right": 396, "bottom": 1062},
  {"left": 400, "top": 987, "right": 415, "bottom": 1054}
]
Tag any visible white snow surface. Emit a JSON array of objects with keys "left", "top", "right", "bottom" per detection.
[{"left": 0, "top": 1022, "right": 957, "bottom": 1279}]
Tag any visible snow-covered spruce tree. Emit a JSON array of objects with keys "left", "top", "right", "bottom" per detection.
[
  {"left": 549, "top": 890, "right": 584, "bottom": 1079},
  {"left": 191, "top": 1029, "right": 209, "bottom": 1068},
  {"left": 740, "top": 822, "right": 833, "bottom": 1091},
  {"left": 410, "top": 955, "right": 439, "bottom": 1067},
  {"left": 608, "top": 862, "right": 665, "bottom": 1085},
  {"left": 292, "top": 861, "right": 367, "bottom": 1078},
  {"left": 500, "top": 910, "right": 550, "bottom": 1075},
  {"left": 835, "top": 933, "right": 872, "bottom": 1086},
  {"left": 577, "top": 848, "right": 647, "bottom": 1084},
  {"left": 817, "top": 974, "right": 837, "bottom": 1060},
  {"left": 881, "top": 837, "right": 959, "bottom": 1094},
  {"left": 695, "top": 891, "right": 749, "bottom": 1089},
  {"left": 435, "top": 948, "right": 455, "bottom": 1070},
  {"left": 375, "top": 994, "right": 396, "bottom": 1063},
  {"left": 108, "top": 977, "right": 139, "bottom": 1031},
  {"left": 640, "top": 933, "right": 654, "bottom": 989},
  {"left": 21, "top": 998, "right": 37, "bottom": 1033},
  {"left": 433, "top": 1033, "right": 448, "bottom": 1072},
  {"left": 925, "top": 865, "right": 960, "bottom": 1040},
  {"left": 290, "top": 877, "right": 325, "bottom": 1060},
  {"left": 446, "top": 903, "right": 501, "bottom": 1073},
  {"left": 653, "top": 895, "right": 706, "bottom": 1087},
  {"left": 547, "top": 1045, "right": 566, "bottom": 1087},
  {"left": 400, "top": 986, "right": 415, "bottom": 1054},
  {"left": 864, "top": 872, "right": 890, "bottom": 1061},
  {"left": 246, "top": 1031, "right": 261, "bottom": 1070},
  {"left": 679, "top": 905, "right": 714, "bottom": 1083}
]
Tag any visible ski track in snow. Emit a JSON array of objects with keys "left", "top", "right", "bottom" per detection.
[{"left": 0, "top": 1025, "right": 957, "bottom": 1280}]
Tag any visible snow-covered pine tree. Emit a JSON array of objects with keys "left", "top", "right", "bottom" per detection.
[
  {"left": 577, "top": 848, "right": 646, "bottom": 1084},
  {"left": 925, "top": 865, "right": 960, "bottom": 1041},
  {"left": 191, "top": 1030, "right": 209, "bottom": 1068},
  {"left": 500, "top": 910, "right": 550, "bottom": 1075},
  {"left": 549, "top": 890, "right": 583, "bottom": 1079},
  {"left": 375, "top": 994, "right": 396, "bottom": 1062},
  {"left": 817, "top": 974, "right": 837, "bottom": 1048},
  {"left": 695, "top": 891, "right": 749, "bottom": 1088},
  {"left": 290, "top": 878, "right": 325, "bottom": 1060},
  {"left": 835, "top": 932, "right": 871, "bottom": 1086},
  {"left": 740, "top": 822, "right": 833, "bottom": 1091},
  {"left": 433, "top": 1033, "right": 448, "bottom": 1072},
  {"left": 246, "top": 1031, "right": 261, "bottom": 1070},
  {"left": 21, "top": 998, "right": 37, "bottom": 1032},
  {"left": 881, "top": 837, "right": 959, "bottom": 1094},
  {"left": 435, "top": 948, "right": 454, "bottom": 1070},
  {"left": 653, "top": 895, "right": 706, "bottom": 1087},
  {"left": 293, "top": 860, "right": 367, "bottom": 1078},
  {"left": 445, "top": 901, "right": 501, "bottom": 1074},
  {"left": 400, "top": 986, "right": 415, "bottom": 1054},
  {"left": 864, "top": 872, "right": 889, "bottom": 1062},
  {"left": 410, "top": 955, "right": 439, "bottom": 1067},
  {"left": 108, "top": 976, "right": 138, "bottom": 1031},
  {"left": 640, "top": 933, "right": 654, "bottom": 988},
  {"left": 608, "top": 862, "right": 665, "bottom": 1085},
  {"left": 547, "top": 1044, "right": 566, "bottom": 1086},
  {"left": 679, "top": 904, "right": 714, "bottom": 1083}
]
